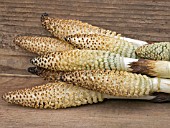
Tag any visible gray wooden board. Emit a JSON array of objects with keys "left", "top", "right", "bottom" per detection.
[{"left": 0, "top": 0, "right": 170, "bottom": 127}]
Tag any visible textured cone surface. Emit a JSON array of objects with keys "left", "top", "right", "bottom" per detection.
[
  {"left": 14, "top": 36, "right": 75, "bottom": 55},
  {"left": 65, "top": 34, "right": 137, "bottom": 58},
  {"left": 59, "top": 70, "right": 155, "bottom": 97},
  {"left": 136, "top": 42, "right": 170, "bottom": 61},
  {"left": 28, "top": 67, "right": 170, "bottom": 102},
  {"left": 41, "top": 14, "right": 116, "bottom": 40},
  {"left": 2, "top": 82, "right": 104, "bottom": 109},
  {"left": 28, "top": 67, "right": 64, "bottom": 81},
  {"left": 29, "top": 68, "right": 154, "bottom": 97},
  {"left": 31, "top": 50, "right": 131, "bottom": 71}
]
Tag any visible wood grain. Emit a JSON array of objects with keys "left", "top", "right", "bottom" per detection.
[
  {"left": 0, "top": 48, "right": 36, "bottom": 75},
  {"left": 0, "top": 0, "right": 170, "bottom": 74},
  {"left": 1, "top": 76, "right": 170, "bottom": 128},
  {"left": 0, "top": 0, "right": 170, "bottom": 128}
]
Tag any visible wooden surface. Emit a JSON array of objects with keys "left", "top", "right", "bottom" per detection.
[{"left": 0, "top": 0, "right": 170, "bottom": 128}]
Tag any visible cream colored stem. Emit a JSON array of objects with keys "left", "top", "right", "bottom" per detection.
[
  {"left": 116, "top": 36, "right": 148, "bottom": 47},
  {"left": 152, "top": 78, "right": 170, "bottom": 93},
  {"left": 159, "top": 79, "right": 170, "bottom": 93},
  {"left": 122, "top": 57, "right": 138, "bottom": 70},
  {"left": 154, "top": 61, "right": 170, "bottom": 78},
  {"left": 103, "top": 94, "right": 156, "bottom": 100}
]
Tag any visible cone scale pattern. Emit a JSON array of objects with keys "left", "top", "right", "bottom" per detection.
[
  {"left": 41, "top": 13, "right": 117, "bottom": 40},
  {"left": 136, "top": 42, "right": 170, "bottom": 61},
  {"left": 65, "top": 34, "right": 137, "bottom": 58},
  {"left": 2, "top": 82, "right": 104, "bottom": 109},
  {"left": 30, "top": 50, "right": 135, "bottom": 71},
  {"left": 14, "top": 36, "right": 75, "bottom": 55}
]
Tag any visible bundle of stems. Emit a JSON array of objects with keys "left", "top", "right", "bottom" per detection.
[{"left": 2, "top": 13, "right": 170, "bottom": 109}]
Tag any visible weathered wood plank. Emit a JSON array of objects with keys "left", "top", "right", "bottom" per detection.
[
  {"left": 0, "top": 1, "right": 170, "bottom": 127},
  {"left": 0, "top": 48, "right": 36, "bottom": 75}
]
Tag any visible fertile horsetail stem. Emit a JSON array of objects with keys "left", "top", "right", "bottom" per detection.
[
  {"left": 27, "top": 68, "right": 170, "bottom": 97},
  {"left": 41, "top": 13, "right": 147, "bottom": 46},
  {"left": 30, "top": 50, "right": 170, "bottom": 78},
  {"left": 65, "top": 34, "right": 137, "bottom": 58},
  {"left": 3, "top": 82, "right": 170, "bottom": 109}
]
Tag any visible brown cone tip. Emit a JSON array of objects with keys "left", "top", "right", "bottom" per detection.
[
  {"left": 2, "top": 91, "right": 21, "bottom": 104},
  {"left": 41, "top": 13, "right": 49, "bottom": 22},
  {"left": 27, "top": 66, "right": 63, "bottom": 82},
  {"left": 2, "top": 93, "right": 8, "bottom": 102},
  {"left": 27, "top": 67, "right": 44, "bottom": 76},
  {"left": 13, "top": 36, "right": 23, "bottom": 45}
]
